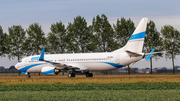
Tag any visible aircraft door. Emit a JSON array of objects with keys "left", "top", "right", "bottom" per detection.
[{"left": 116, "top": 54, "right": 120, "bottom": 64}]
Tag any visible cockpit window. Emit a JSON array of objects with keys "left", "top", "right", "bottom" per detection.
[{"left": 18, "top": 61, "right": 22, "bottom": 63}]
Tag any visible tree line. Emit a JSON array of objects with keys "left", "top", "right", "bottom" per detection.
[{"left": 0, "top": 14, "right": 180, "bottom": 73}]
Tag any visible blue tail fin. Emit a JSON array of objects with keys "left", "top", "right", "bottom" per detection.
[{"left": 113, "top": 18, "right": 148, "bottom": 53}]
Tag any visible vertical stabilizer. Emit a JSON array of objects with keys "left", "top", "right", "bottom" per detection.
[{"left": 113, "top": 18, "right": 148, "bottom": 53}]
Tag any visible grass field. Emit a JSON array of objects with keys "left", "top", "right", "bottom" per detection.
[
  {"left": 1, "top": 75, "right": 180, "bottom": 101},
  {"left": 1, "top": 90, "right": 180, "bottom": 101},
  {"left": 1, "top": 83, "right": 180, "bottom": 101},
  {"left": 1, "top": 74, "right": 180, "bottom": 85},
  {"left": 1, "top": 82, "right": 180, "bottom": 91}
]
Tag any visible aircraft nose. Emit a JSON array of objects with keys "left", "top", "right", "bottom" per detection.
[{"left": 15, "top": 63, "right": 19, "bottom": 70}]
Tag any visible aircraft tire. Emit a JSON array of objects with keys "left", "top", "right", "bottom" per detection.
[
  {"left": 27, "top": 73, "right": 31, "bottom": 78},
  {"left": 68, "top": 73, "right": 75, "bottom": 77},
  {"left": 27, "top": 75, "right": 31, "bottom": 78},
  {"left": 86, "top": 73, "right": 93, "bottom": 77},
  {"left": 90, "top": 73, "right": 93, "bottom": 77},
  {"left": 71, "top": 73, "right": 75, "bottom": 77}
]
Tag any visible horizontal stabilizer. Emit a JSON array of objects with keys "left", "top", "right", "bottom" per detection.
[
  {"left": 125, "top": 50, "right": 143, "bottom": 57},
  {"left": 145, "top": 52, "right": 162, "bottom": 55}
]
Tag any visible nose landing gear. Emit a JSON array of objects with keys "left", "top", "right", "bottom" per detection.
[
  {"left": 27, "top": 73, "right": 31, "bottom": 78},
  {"left": 68, "top": 73, "right": 75, "bottom": 77}
]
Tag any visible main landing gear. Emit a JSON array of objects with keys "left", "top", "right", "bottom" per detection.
[
  {"left": 67, "top": 72, "right": 93, "bottom": 78},
  {"left": 86, "top": 73, "right": 93, "bottom": 77}
]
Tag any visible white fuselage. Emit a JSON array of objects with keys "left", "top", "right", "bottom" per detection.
[
  {"left": 15, "top": 52, "right": 143, "bottom": 73},
  {"left": 15, "top": 18, "right": 148, "bottom": 75}
]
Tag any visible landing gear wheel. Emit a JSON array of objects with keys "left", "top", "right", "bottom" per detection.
[
  {"left": 86, "top": 73, "right": 93, "bottom": 77},
  {"left": 68, "top": 73, "right": 75, "bottom": 77},
  {"left": 27, "top": 75, "right": 31, "bottom": 78},
  {"left": 27, "top": 73, "right": 31, "bottom": 78}
]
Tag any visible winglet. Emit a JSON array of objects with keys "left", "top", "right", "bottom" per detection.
[
  {"left": 145, "top": 48, "right": 155, "bottom": 60},
  {"left": 39, "top": 48, "right": 45, "bottom": 61}
]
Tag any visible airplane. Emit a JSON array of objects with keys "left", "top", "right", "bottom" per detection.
[{"left": 15, "top": 18, "right": 151, "bottom": 78}]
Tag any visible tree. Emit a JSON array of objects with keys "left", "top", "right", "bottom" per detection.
[
  {"left": 113, "top": 17, "right": 135, "bottom": 74},
  {"left": 161, "top": 25, "right": 180, "bottom": 74},
  {"left": 8, "top": 25, "right": 26, "bottom": 62},
  {"left": 92, "top": 14, "right": 115, "bottom": 52},
  {"left": 0, "top": 66, "right": 5, "bottom": 71},
  {"left": 0, "top": 26, "right": 8, "bottom": 57},
  {"left": 143, "top": 20, "right": 163, "bottom": 74},
  {"left": 9, "top": 66, "right": 16, "bottom": 70},
  {"left": 113, "top": 17, "right": 135, "bottom": 48},
  {"left": 25, "top": 23, "right": 46, "bottom": 55},
  {"left": 47, "top": 21, "right": 67, "bottom": 54},
  {"left": 66, "top": 16, "right": 93, "bottom": 53},
  {"left": 66, "top": 22, "right": 77, "bottom": 53},
  {"left": 86, "top": 25, "right": 98, "bottom": 52}
]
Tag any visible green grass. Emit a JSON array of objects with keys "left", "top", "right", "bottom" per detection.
[
  {"left": 1, "top": 82, "right": 180, "bottom": 101},
  {"left": 1, "top": 82, "right": 180, "bottom": 91},
  {"left": 1, "top": 90, "right": 180, "bottom": 101}
]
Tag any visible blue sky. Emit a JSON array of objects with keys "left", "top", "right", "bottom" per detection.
[{"left": 0, "top": 0, "right": 180, "bottom": 68}]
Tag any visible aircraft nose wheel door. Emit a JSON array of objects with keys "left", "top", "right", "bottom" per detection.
[{"left": 116, "top": 54, "right": 120, "bottom": 64}]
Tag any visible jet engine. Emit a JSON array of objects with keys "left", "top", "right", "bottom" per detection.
[{"left": 41, "top": 66, "right": 60, "bottom": 75}]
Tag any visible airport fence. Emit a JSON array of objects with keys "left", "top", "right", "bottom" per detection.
[{"left": 1, "top": 69, "right": 180, "bottom": 76}]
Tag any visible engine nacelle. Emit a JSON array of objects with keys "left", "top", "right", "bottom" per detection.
[{"left": 41, "top": 66, "right": 60, "bottom": 75}]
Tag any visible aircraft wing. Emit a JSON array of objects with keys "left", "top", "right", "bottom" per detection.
[
  {"left": 39, "top": 48, "right": 88, "bottom": 71},
  {"left": 44, "top": 60, "right": 68, "bottom": 69},
  {"left": 47, "top": 61, "right": 88, "bottom": 71}
]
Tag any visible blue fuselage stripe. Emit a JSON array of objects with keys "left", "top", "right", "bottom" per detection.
[
  {"left": 129, "top": 31, "right": 146, "bottom": 40},
  {"left": 102, "top": 62, "right": 124, "bottom": 68},
  {"left": 19, "top": 63, "right": 46, "bottom": 72}
]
